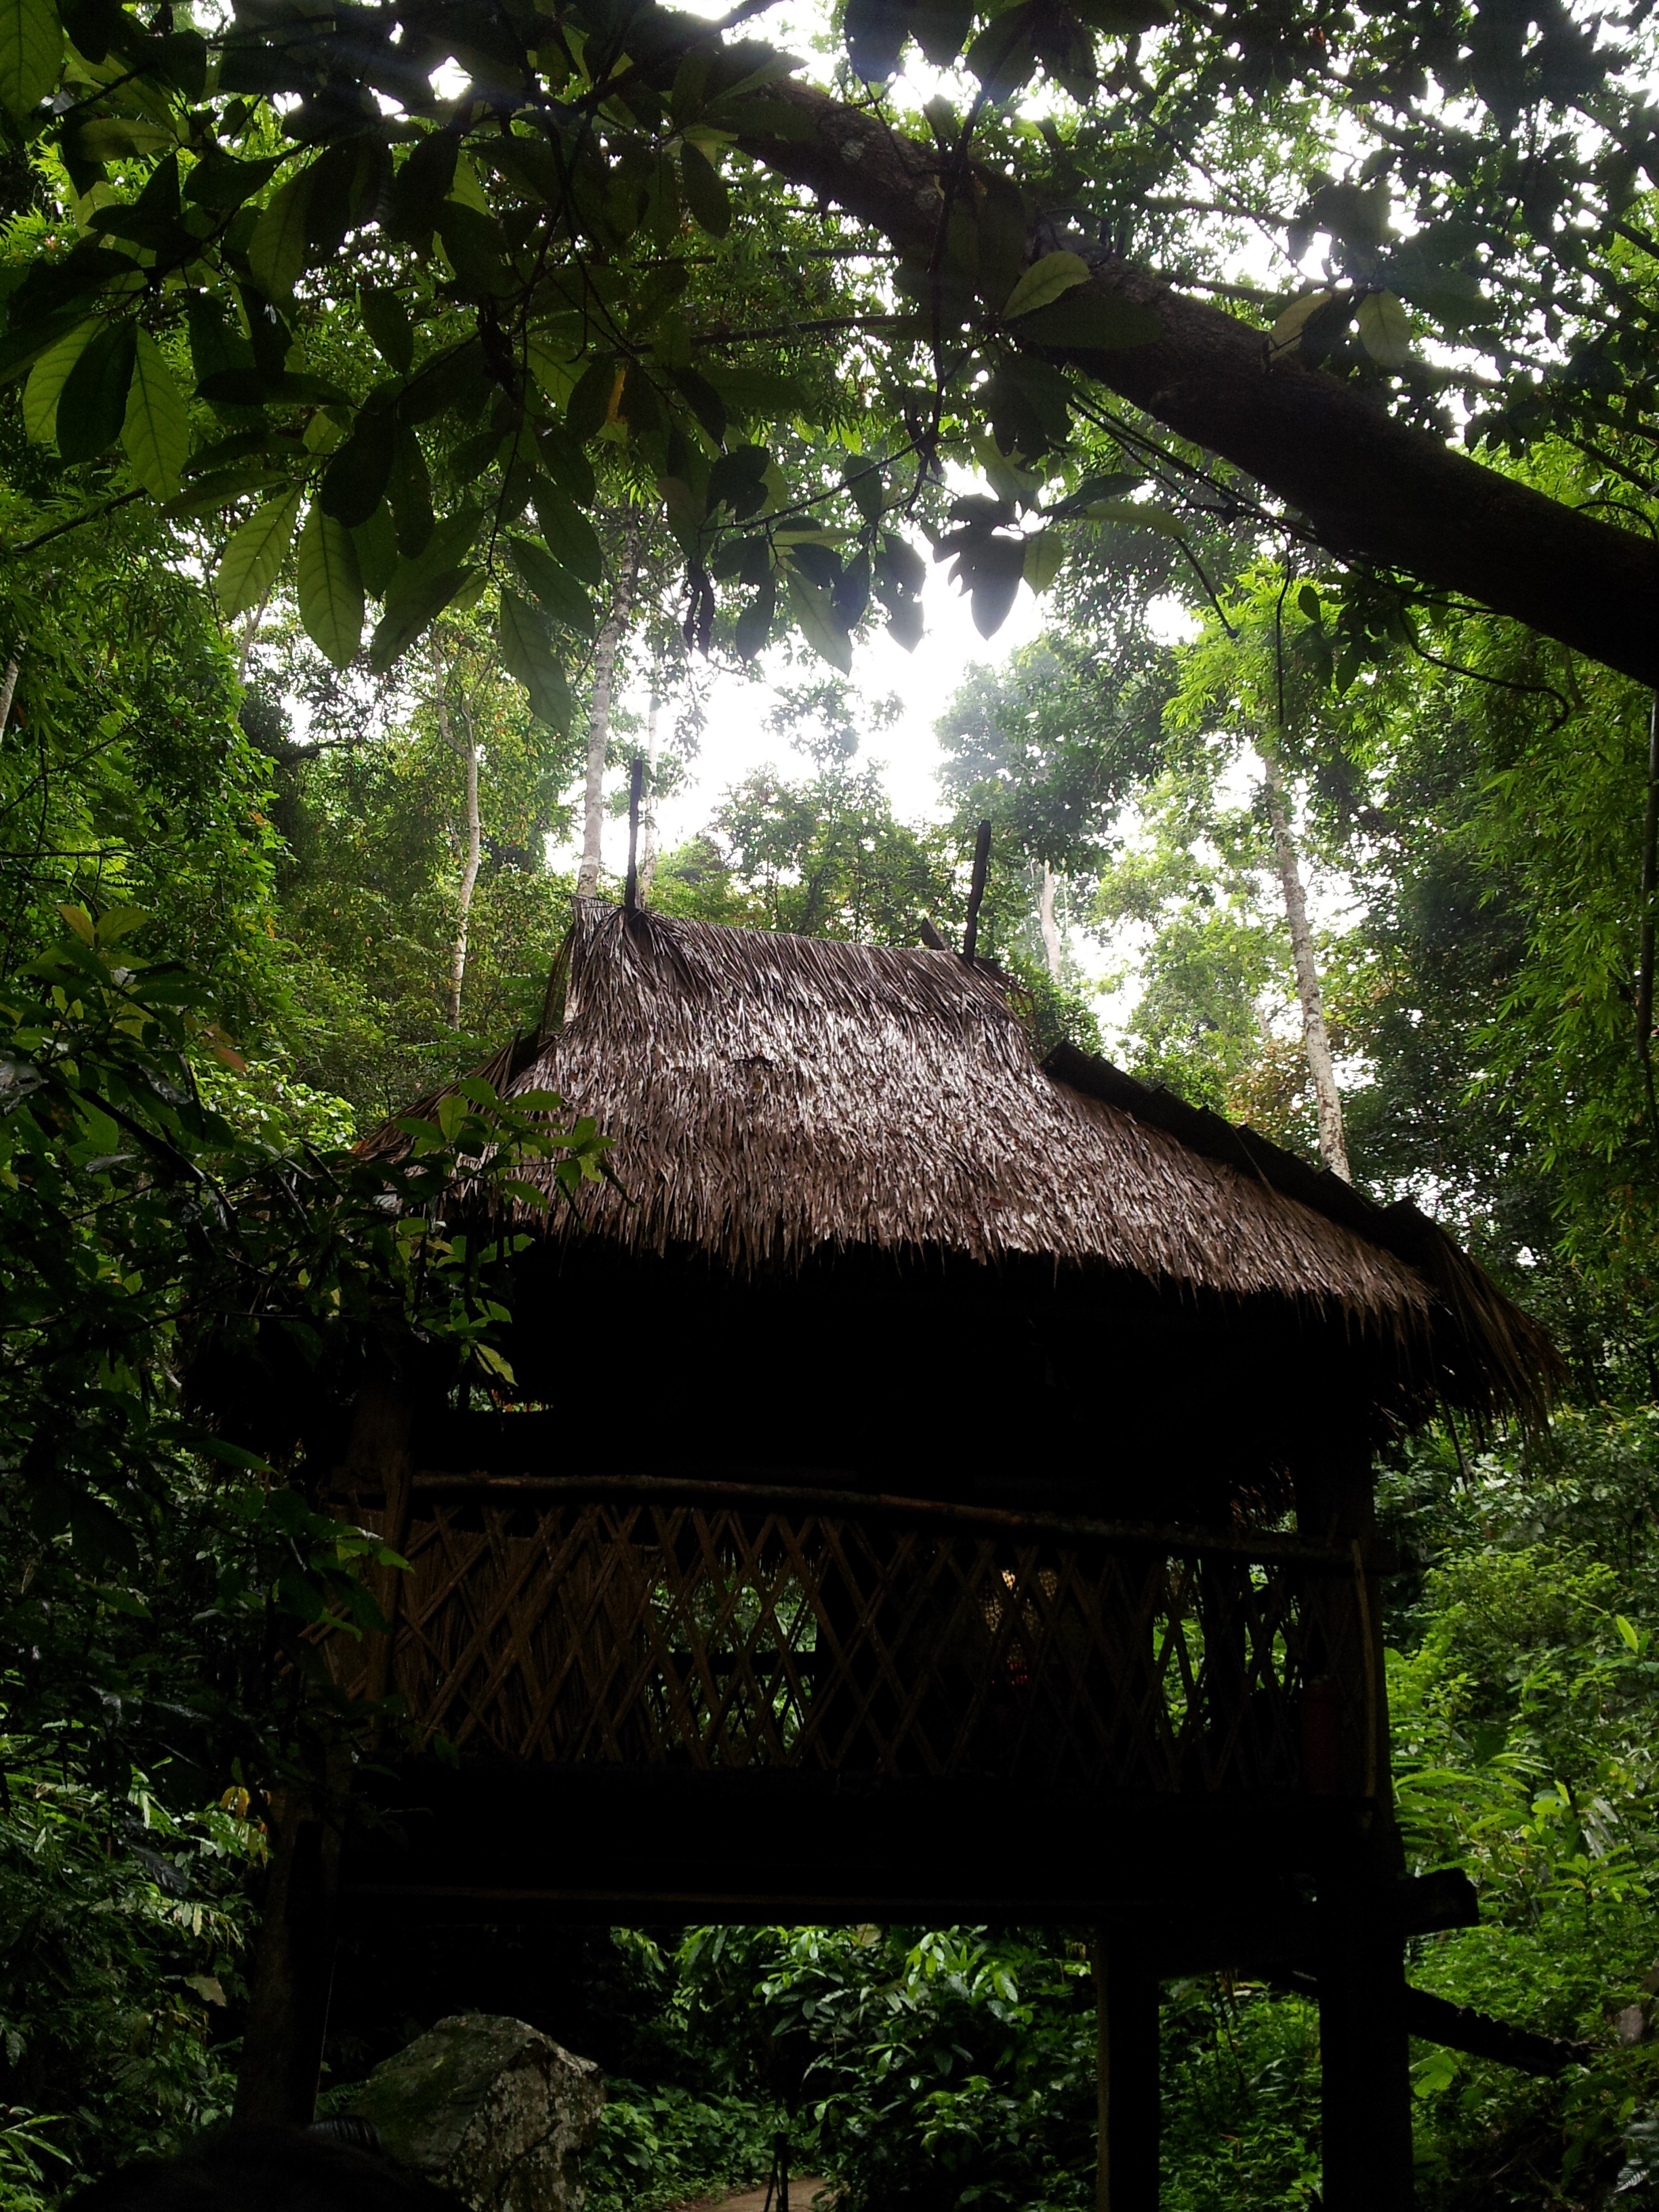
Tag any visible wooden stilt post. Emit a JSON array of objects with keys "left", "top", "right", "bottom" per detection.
[
  {"left": 1317, "top": 1871, "right": 1414, "bottom": 2212},
  {"left": 1093, "top": 1931, "right": 1160, "bottom": 2212},
  {"left": 232, "top": 1744, "right": 349, "bottom": 2125},
  {"left": 1295, "top": 1446, "right": 1414, "bottom": 2212},
  {"left": 234, "top": 1368, "right": 414, "bottom": 2125}
]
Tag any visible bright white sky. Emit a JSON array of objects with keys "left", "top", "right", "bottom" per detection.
[{"left": 554, "top": 558, "right": 1052, "bottom": 880}]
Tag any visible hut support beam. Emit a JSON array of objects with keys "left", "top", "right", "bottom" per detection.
[
  {"left": 232, "top": 1750, "right": 348, "bottom": 2125},
  {"left": 1093, "top": 1933, "right": 1160, "bottom": 2212},
  {"left": 234, "top": 1372, "right": 413, "bottom": 2126},
  {"left": 1316, "top": 1875, "right": 1414, "bottom": 2211}
]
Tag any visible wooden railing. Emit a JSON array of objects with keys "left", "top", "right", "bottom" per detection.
[{"left": 325, "top": 1477, "right": 1372, "bottom": 1794}]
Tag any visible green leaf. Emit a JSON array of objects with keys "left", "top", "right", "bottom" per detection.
[
  {"left": 184, "top": 150, "right": 285, "bottom": 211},
  {"left": 56, "top": 319, "right": 137, "bottom": 464},
  {"left": 499, "top": 588, "right": 573, "bottom": 729},
  {"left": 1356, "top": 289, "right": 1412, "bottom": 367},
  {"left": 964, "top": 0, "right": 1040, "bottom": 100},
  {"left": 121, "top": 329, "right": 189, "bottom": 499},
  {"left": 1021, "top": 531, "right": 1064, "bottom": 594},
  {"left": 1003, "top": 251, "right": 1090, "bottom": 320},
  {"left": 957, "top": 533, "right": 1025, "bottom": 638},
  {"left": 669, "top": 365, "right": 727, "bottom": 444},
  {"left": 1269, "top": 289, "right": 1334, "bottom": 350},
  {"left": 785, "top": 567, "right": 852, "bottom": 674},
  {"left": 297, "top": 501, "right": 365, "bottom": 669},
  {"left": 370, "top": 565, "right": 472, "bottom": 672},
  {"left": 351, "top": 500, "right": 399, "bottom": 596},
  {"left": 319, "top": 407, "right": 397, "bottom": 529},
  {"left": 361, "top": 285, "right": 414, "bottom": 376},
  {"left": 1081, "top": 495, "right": 1186, "bottom": 538},
  {"left": 159, "top": 463, "right": 287, "bottom": 519},
  {"left": 216, "top": 486, "right": 303, "bottom": 617},
  {"left": 1298, "top": 583, "right": 1322, "bottom": 621},
  {"left": 436, "top": 200, "right": 513, "bottom": 297},
  {"left": 247, "top": 169, "right": 315, "bottom": 304},
  {"left": 506, "top": 536, "right": 594, "bottom": 633},
  {"left": 73, "top": 117, "right": 175, "bottom": 161},
  {"left": 22, "top": 319, "right": 98, "bottom": 445},
  {"left": 533, "top": 481, "right": 603, "bottom": 583},
  {"left": 0, "top": 0, "right": 61, "bottom": 117},
  {"left": 679, "top": 142, "right": 731, "bottom": 237}
]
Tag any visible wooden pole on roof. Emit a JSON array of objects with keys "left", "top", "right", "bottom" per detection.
[
  {"left": 624, "top": 754, "right": 645, "bottom": 914},
  {"left": 962, "top": 819, "right": 992, "bottom": 964}
]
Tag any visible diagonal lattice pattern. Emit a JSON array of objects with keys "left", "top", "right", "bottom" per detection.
[{"left": 326, "top": 1492, "right": 1366, "bottom": 1791}]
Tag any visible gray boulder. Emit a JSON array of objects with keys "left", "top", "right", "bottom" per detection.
[{"left": 348, "top": 2013, "right": 605, "bottom": 2212}]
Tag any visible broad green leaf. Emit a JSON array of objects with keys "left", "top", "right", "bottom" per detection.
[
  {"left": 526, "top": 335, "right": 578, "bottom": 407},
  {"left": 1269, "top": 289, "right": 1334, "bottom": 349},
  {"left": 506, "top": 537, "right": 593, "bottom": 633},
  {"left": 361, "top": 286, "right": 413, "bottom": 375},
  {"left": 216, "top": 486, "right": 303, "bottom": 617},
  {"left": 56, "top": 319, "right": 137, "bottom": 464},
  {"left": 320, "top": 409, "right": 397, "bottom": 529},
  {"left": 1081, "top": 495, "right": 1185, "bottom": 538},
  {"left": 499, "top": 588, "right": 573, "bottom": 729},
  {"left": 121, "top": 329, "right": 189, "bottom": 498},
  {"left": 370, "top": 565, "right": 471, "bottom": 671},
  {"left": 159, "top": 464, "right": 287, "bottom": 519},
  {"left": 1021, "top": 531, "right": 1064, "bottom": 594},
  {"left": 297, "top": 501, "right": 365, "bottom": 669},
  {"left": 0, "top": 0, "right": 60, "bottom": 118},
  {"left": 1003, "top": 251, "right": 1090, "bottom": 320},
  {"left": 184, "top": 150, "right": 285, "bottom": 211},
  {"left": 785, "top": 568, "right": 852, "bottom": 674},
  {"left": 22, "top": 319, "right": 98, "bottom": 444},
  {"left": 73, "top": 117, "right": 175, "bottom": 161},
  {"left": 248, "top": 170, "right": 315, "bottom": 304},
  {"left": 436, "top": 200, "right": 512, "bottom": 297},
  {"left": 1356, "top": 289, "right": 1412, "bottom": 367},
  {"left": 533, "top": 482, "right": 603, "bottom": 583},
  {"left": 680, "top": 142, "right": 731, "bottom": 237},
  {"left": 351, "top": 501, "right": 399, "bottom": 597}
]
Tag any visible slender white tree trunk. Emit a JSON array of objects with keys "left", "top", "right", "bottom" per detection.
[
  {"left": 0, "top": 655, "right": 20, "bottom": 737},
  {"left": 638, "top": 685, "right": 662, "bottom": 901},
  {"left": 1039, "top": 861, "right": 1063, "bottom": 982},
  {"left": 576, "top": 518, "right": 640, "bottom": 899},
  {"left": 447, "top": 710, "right": 481, "bottom": 1031},
  {"left": 1261, "top": 744, "right": 1351, "bottom": 1181},
  {"left": 237, "top": 590, "right": 272, "bottom": 685},
  {"left": 431, "top": 636, "right": 482, "bottom": 1031}
]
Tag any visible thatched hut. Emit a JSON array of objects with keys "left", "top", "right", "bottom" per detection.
[
  {"left": 247, "top": 903, "right": 1557, "bottom": 2212},
  {"left": 369, "top": 899, "right": 1549, "bottom": 1498}
]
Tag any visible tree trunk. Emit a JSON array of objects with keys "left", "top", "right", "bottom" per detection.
[
  {"left": 577, "top": 520, "right": 640, "bottom": 900},
  {"left": 728, "top": 73, "right": 1659, "bottom": 689},
  {"left": 1039, "top": 862, "right": 1063, "bottom": 983},
  {"left": 0, "top": 655, "right": 20, "bottom": 738},
  {"left": 432, "top": 640, "right": 481, "bottom": 1033},
  {"left": 638, "top": 685, "right": 662, "bottom": 903},
  {"left": 1261, "top": 746, "right": 1350, "bottom": 1181}
]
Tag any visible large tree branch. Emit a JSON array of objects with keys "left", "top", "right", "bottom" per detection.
[{"left": 734, "top": 81, "right": 1659, "bottom": 690}]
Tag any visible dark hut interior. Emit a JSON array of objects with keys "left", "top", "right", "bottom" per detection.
[{"left": 236, "top": 901, "right": 1561, "bottom": 2212}]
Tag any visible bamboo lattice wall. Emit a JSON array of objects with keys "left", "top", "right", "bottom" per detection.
[{"left": 326, "top": 1482, "right": 1372, "bottom": 1796}]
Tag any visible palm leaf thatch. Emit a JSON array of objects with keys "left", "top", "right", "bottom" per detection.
[{"left": 372, "top": 902, "right": 1558, "bottom": 1427}]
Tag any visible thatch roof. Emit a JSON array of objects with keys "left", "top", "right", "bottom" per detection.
[{"left": 376, "top": 902, "right": 1556, "bottom": 1425}]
